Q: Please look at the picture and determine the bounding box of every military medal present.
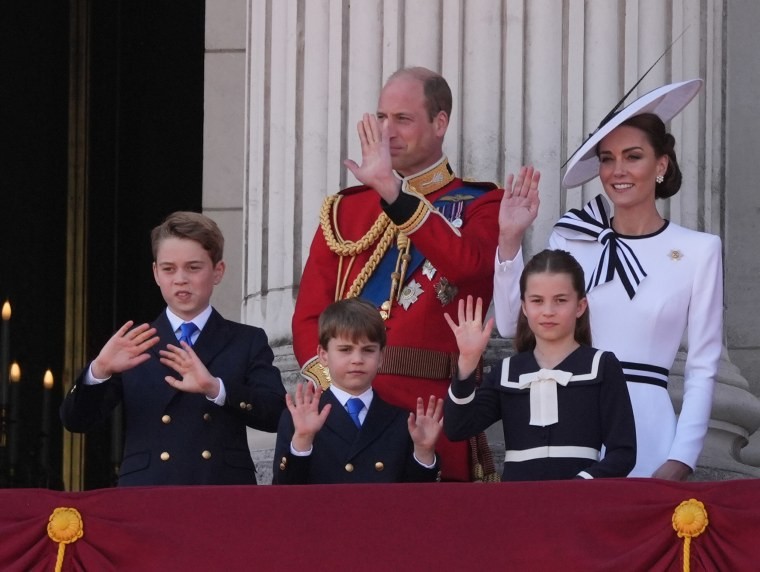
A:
[451,201,464,228]
[434,277,458,306]
[422,260,437,280]
[399,280,424,310]
[437,196,467,228]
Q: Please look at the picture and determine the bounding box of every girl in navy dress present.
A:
[444,249,636,480]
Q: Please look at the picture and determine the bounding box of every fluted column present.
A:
[238,0,759,476]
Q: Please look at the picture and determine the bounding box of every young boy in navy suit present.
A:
[273,298,443,484]
[61,211,286,486]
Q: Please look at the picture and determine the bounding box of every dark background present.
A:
[0,0,204,489]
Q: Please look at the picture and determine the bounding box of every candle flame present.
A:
[43,370,54,389]
[10,362,20,383]
[1,301,10,320]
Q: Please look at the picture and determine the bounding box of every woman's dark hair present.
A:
[514,249,591,352]
[619,112,682,199]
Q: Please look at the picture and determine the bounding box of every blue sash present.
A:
[359,186,488,306]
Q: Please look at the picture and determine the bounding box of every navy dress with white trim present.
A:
[444,345,636,481]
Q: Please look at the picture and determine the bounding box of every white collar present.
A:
[328,385,374,410]
[165,305,213,333]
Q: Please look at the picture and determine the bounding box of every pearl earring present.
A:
[656,174,664,184]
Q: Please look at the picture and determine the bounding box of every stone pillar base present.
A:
[670,347,760,478]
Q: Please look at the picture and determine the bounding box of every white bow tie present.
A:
[517,368,574,427]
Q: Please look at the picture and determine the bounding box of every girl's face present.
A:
[521,272,587,346]
[597,125,668,212]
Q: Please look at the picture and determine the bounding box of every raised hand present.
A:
[498,165,541,261]
[343,113,402,203]
[288,382,332,452]
[91,321,160,379]
[408,395,444,465]
[444,295,494,379]
[159,342,221,398]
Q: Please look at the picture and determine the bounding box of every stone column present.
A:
[216,0,760,480]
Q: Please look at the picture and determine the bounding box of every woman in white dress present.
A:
[493,80,723,480]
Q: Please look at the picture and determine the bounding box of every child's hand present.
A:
[159,342,221,398]
[444,295,494,379]
[91,321,159,378]
[289,382,332,452]
[408,395,444,465]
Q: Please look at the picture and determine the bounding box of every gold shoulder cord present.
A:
[319,194,398,300]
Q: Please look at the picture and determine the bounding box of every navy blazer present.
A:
[61,309,286,486]
[272,389,440,484]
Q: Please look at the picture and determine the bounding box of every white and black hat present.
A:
[562,78,703,189]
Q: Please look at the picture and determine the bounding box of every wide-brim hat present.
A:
[562,78,703,189]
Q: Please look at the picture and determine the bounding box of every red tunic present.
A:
[292,158,503,481]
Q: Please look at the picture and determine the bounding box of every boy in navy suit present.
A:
[61,211,286,486]
[273,298,443,484]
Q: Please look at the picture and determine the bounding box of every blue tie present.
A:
[179,322,199,347]
[346,398,364,428]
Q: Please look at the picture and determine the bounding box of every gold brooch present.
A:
[668,250,684,261]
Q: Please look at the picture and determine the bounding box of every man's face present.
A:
[376,76,448,176]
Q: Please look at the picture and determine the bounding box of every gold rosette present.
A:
[672,499,708,572]
[48,507,84,572]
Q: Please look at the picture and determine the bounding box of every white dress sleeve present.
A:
[668,233,723,468]
[492,246,525,338]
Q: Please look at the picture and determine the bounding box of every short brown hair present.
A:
[387,67,452,121]
[151,211,225,264]
[318,298,387,349]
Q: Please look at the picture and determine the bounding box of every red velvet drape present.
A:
[1,479,758,571]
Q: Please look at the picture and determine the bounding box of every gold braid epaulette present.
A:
[320,194,391,256]
[320,194,399,299]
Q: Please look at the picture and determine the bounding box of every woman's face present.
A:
[597,125,668,212]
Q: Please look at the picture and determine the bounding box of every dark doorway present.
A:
[0,0,205,490]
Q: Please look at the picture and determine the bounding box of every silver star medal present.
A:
[422,260,437,280]
[399,280,424,310]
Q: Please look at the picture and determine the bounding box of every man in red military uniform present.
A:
[292,66,539,481]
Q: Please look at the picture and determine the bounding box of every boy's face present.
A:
[318,335,383,396]
[153,237,225,321]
